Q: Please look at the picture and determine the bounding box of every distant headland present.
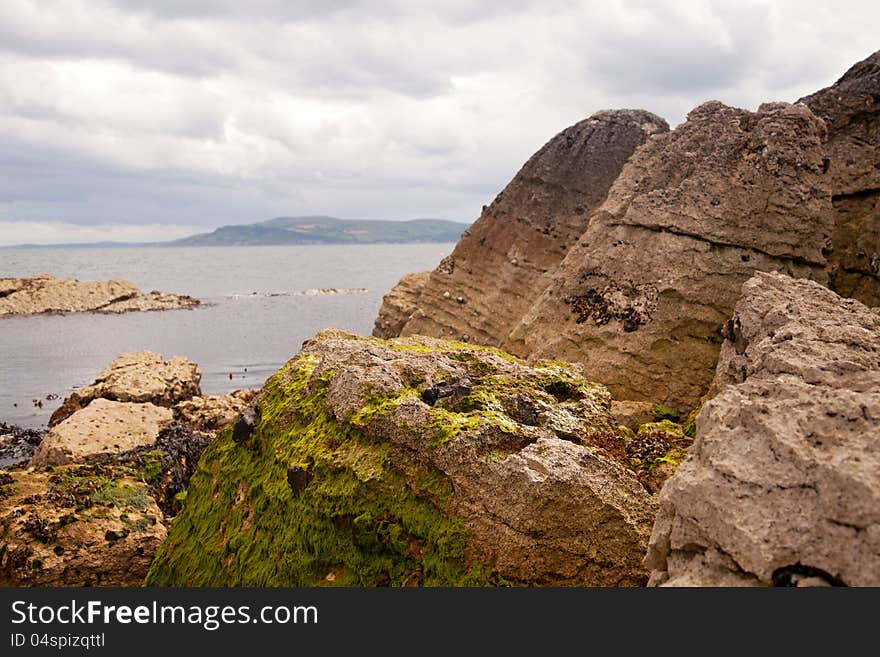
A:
[4,216,469,249]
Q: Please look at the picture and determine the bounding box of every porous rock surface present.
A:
[507,100,833,410]
[32,399,174,466]
[146,330,658,587]
[376,52,880,413]
[173,389,258,431]
[645,272,880,586]
[49,350,202,426]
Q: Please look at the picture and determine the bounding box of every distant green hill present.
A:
[170,216,469,246]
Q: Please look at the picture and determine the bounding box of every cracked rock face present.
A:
[507,101,832,410]
[801,49,880,306]
[0,274,199,318]
[373,109,669,345]
[645,272,880,586]
[146,329,657,587]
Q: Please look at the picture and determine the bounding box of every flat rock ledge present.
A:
[0,274,199,317]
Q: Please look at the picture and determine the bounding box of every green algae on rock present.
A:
[146,329,658,587]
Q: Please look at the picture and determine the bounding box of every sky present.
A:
[0,0,877,246]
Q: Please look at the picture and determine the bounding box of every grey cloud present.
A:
[0,0,878,242]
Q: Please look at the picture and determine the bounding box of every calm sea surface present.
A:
[0,244,453,428]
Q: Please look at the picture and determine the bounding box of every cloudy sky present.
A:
[0,0,877,245]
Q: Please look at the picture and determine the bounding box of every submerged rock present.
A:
[50,350,201,426]
[146,330,657,587]
[645,272,880,586]
[0,274,199,318]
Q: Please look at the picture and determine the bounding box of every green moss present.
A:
[649,448,688,471]
[349,388,419,427]
[388,339,519,364]
[145,353,494,587]
[682,404,702,439]
[637,419,683,436]
[651,404,680,422]
[46,471,150,513]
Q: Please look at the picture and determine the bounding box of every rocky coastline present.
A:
[0,274,200,317]
[0,351,256,585]
[2,50,878,587]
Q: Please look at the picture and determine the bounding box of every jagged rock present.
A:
[0,465,166,586]
[145,330,657,587]
[373,271,430,339]
[645,272,880,586]
[173,389,258,431]
[50,351,201,426]
[801,49,880,306]
[507,101,832,410]
[31,399,174,466]
[0,274,199,318]
[375,110,668,344]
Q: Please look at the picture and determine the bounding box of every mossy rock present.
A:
[145,330,658,587]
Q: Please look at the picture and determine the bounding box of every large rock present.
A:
[0,274,199,317]
[801,49,880,306]
[0,465,166,586]
[645,272,880,586]
[506,101,832,410]
[146,330,657,587]
[50,350,202,426]
[374,110,668,344]
[32,399,174,466]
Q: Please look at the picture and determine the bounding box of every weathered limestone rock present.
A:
[375,110,668,344]
[146,330,657,587]
[507,101,832,410]
[32,399,174,466]
[173,389,258,431]
[645,272,880,586]
[0,274,199,317]
[50,351,201,426]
